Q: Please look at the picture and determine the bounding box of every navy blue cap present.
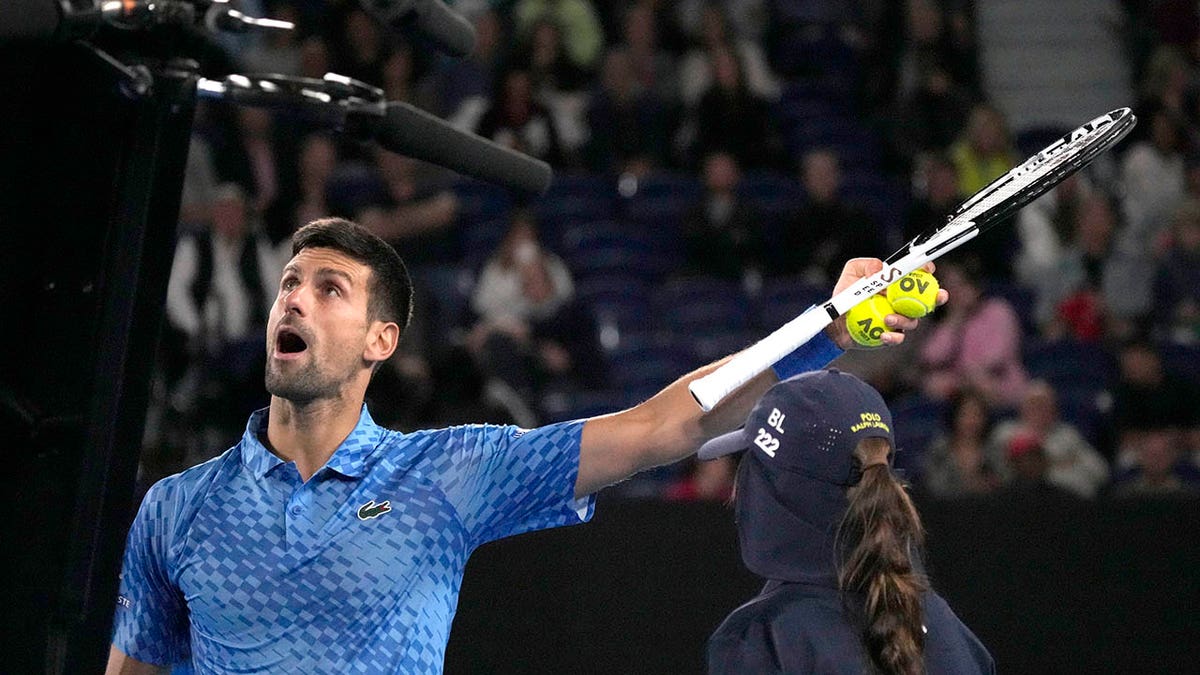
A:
[698,369,894,485]
[699,369,897,584]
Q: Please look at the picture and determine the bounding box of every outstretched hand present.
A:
[825,259,950,350]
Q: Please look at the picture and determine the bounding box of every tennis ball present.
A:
[846,295,896,347]
[886,269,940,319]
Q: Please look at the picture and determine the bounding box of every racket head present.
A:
[891,108,1137,264]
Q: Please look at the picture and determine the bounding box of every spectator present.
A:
[1112,340,1200,466]
[466,213,603,423]
[518,17,591,95]
[946,104,1019,280]
[988,381,1110,499]
[318,152,457,269]
[1109,426,1200,498]
[514,18,592,157]
[1014,173,1094,289]
[1134,45,1193,139]
[679,152,765,281]
[424,9,505,129]
[514,0,605,73]
[903,152,962,242]
[675,0,767,44]
[331,7,392,87]
[1119,103,1187,255]
[949,103,1017,197]
[1153,197,1200,343]
[688,45,782,169]
[892,61,975,164]
[678,3,778,108]
[611,2,680,106]
[921,389,1005,498]
[766,149,879,284]
[164,184,287,447]
[584,48,673,175]
[476,68,565,166]
[893,0,979,99]
[1004,432,1050,488]
[1029,193,1128,341]
[919,257,1028,408]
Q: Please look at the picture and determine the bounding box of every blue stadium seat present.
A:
[690,330,758,365]
[740,169,805,223]
[1015,126,1068,160]
[1054,385,1113,448]
[753,276,828,332]
[540,389,638,423]
[458,217,510,271]
[652,278,750,336]
[840,171,908,238]
[888,394,949,482]
[452,178,513,223]
[1157,342,1200,385]
[1024,338,1116,389]
[621,172,702,201]
[574,275,652,336]
[606,332,696,398]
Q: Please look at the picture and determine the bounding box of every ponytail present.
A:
[838,449,928,675]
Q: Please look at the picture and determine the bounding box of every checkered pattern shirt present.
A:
[112,406,592,674]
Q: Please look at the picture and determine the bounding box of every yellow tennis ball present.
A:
[886,269,940,319]
[846,295,896,347]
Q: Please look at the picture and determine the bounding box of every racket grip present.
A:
[688,309,832,411]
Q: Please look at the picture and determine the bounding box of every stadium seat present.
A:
[606,332,697,398]
[752,276,828,332]
[1157,342,1200,386]
[888,394,949,482]
[652,277,750,336]
[452,178,513,223]
[574,275,652,339]
[1024,338,1117,389]
[1054,385,1113,448]
[458,217,510,271]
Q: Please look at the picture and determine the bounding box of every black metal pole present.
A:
[50,58,199,675]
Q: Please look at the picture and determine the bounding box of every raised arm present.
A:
[575,259,946,498]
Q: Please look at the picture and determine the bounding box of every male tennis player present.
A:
[107,218,942,674]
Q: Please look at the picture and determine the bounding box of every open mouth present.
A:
[276,327,309,355]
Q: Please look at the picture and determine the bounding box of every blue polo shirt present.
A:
[112,406,593,673]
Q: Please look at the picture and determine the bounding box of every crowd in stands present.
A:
[141,0,1200,503]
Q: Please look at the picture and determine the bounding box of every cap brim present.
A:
[697,428,747,461]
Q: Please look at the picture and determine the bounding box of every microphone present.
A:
[361,0,476,58]
[204,4,294,34]
[351,101,553,194]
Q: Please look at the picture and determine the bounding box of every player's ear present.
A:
[364,320,400,365]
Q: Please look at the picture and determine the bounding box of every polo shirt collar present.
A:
[240,405,385,480]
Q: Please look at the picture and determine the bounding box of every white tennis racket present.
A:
[689,107,1137,411]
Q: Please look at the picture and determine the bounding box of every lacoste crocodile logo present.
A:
[357,499,392,521]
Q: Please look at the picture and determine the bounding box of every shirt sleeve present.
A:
[432,420,594,548]
[111,481,190,667]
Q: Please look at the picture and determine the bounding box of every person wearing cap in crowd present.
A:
[701,369,994,675]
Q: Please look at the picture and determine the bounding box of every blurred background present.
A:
[4,0,1200,673]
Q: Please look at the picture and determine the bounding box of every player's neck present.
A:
[265,393,365,481]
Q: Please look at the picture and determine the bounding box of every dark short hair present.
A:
[291,218,412,329]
